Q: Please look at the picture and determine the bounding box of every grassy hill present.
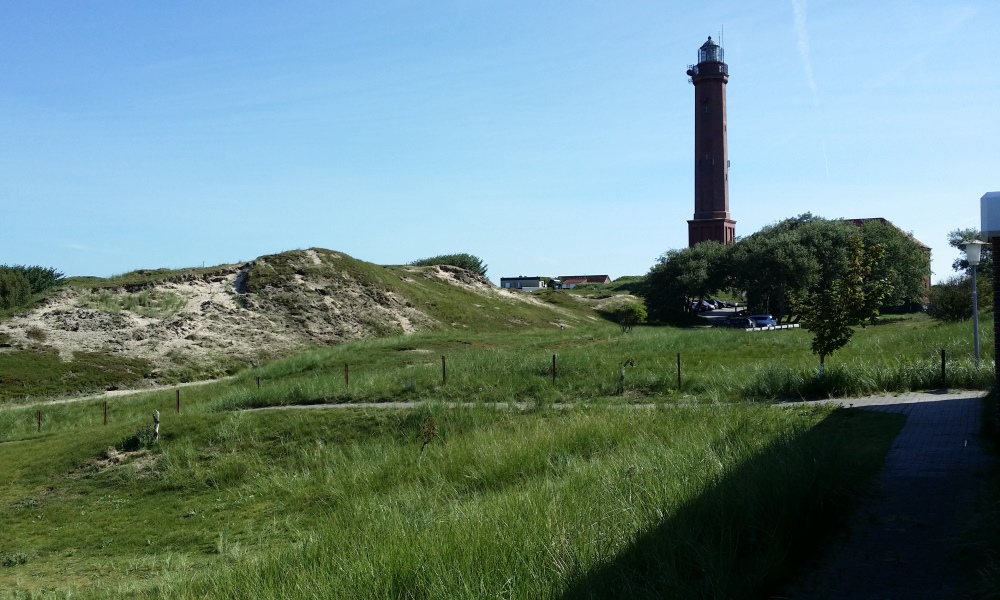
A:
[0,249,617,401]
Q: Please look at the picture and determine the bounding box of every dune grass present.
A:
[0,399,903,599]
[208,314,994,411]
[0,312,987,597]
[78,289,188,318]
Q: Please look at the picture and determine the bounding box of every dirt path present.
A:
[779,390,990,599]
[0,378,229,411]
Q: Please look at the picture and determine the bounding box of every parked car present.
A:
[691,300,715,312]
[713,317,754,329]
[746,314,776,328]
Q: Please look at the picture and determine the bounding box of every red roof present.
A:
[561,275,611,284]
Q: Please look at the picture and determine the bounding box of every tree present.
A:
[409,253,487,277]
[856,220,929,308]
[728,215,928,322]
[0,268,31,310]
[927,275,981,322]
[728,222,825,322]
[948,228,992,274]
[20,265,64,295]
[640,241,728,322]
[612,302,647,333]
[794,236,890,376]
[641,214,927,327]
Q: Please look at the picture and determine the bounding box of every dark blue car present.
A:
[746,314,776,328]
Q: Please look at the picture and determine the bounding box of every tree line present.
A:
[640,214,929,324]
[640,215,930,373]
[0,265,64,311]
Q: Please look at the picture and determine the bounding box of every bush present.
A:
[0,269,30,310]
[118,424,158,452]
[610,302,647,333]
[928,275,985,322]
[0,551,27,567]
[409,253,487,277]
[20,265,64,295]
[0,265,64,311]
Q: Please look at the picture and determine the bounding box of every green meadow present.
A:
[0,313,991,598]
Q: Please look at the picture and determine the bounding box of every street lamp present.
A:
[964,239,987,367]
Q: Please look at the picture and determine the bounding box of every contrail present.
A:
[791,0,829,178]
[791,0,818,104]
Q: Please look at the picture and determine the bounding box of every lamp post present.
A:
[964,240,986,367]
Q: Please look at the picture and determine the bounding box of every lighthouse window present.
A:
[703,106,709,113]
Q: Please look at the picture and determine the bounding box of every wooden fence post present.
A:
[940,348,946,388]
[677,353,682,390]
[256,376,260,389]
[441,356,447,385]
[37,410,40,432]
[176,389,180,413]
[103,400,107,426]
[345,363,349,389]
[552,355,556,383]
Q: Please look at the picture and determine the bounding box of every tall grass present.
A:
[209,316,994,411]
[91,404,899,599]
[0,318,926,597]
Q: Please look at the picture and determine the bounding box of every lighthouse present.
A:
[686,36,735,247]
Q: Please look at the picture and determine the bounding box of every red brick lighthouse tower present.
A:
[686,36,735,247]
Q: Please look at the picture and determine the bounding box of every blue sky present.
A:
[1,1,997,284]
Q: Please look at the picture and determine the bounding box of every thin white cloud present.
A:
[791,0,818,106]
[791,0,829,179]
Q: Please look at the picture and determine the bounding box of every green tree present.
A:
[20,265,65,294]
[794,236,890,376]
[728,215,859,321]
[409,253,487,277]
[729,215,928,321]
[945,228,992,310]
[927,275,982,322]
[948,228,992,273]
[857,220,929,308]
[640,241,728,322]
[612,302,647,333]
[0,268,31,310]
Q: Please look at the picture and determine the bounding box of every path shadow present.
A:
[557,407,906,600]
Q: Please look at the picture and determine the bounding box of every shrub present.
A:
[20,265,64,294]
[928,275,980,322]
[0,265,64,311]
[610,302,647,333]
[0,551,27,567]
[409,253,487,277]
[0,268,30,310]
[118,424,158,452]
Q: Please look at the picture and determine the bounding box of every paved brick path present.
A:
[780,390,991,599]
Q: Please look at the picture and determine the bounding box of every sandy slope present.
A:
[0,251,566,379]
